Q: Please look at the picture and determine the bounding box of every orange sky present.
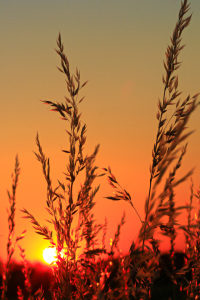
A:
[1,0,200,263]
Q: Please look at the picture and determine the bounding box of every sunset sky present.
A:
[1,0,200,263]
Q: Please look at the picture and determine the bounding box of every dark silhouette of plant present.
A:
[1,1,200,299]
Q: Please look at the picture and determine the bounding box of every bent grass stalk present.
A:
[105,0,200,298]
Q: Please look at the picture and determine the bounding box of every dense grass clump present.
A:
[1,0,200,299]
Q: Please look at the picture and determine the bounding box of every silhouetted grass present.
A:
[1,0,200,299]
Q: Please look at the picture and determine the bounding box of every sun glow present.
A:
[43,247,57,264]
[43,242,80,264]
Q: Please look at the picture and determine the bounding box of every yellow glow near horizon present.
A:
[43,247,57,265]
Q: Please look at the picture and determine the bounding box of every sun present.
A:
[43,247,57,264]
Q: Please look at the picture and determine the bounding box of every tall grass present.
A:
[1,0,200,299]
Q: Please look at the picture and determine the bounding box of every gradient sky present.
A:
[1,0,200,263]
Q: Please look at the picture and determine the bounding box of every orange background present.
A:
[1,0,200,263]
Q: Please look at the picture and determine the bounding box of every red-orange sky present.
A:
[1,0,200,263]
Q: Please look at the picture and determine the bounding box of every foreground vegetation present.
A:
[1,0,200,299]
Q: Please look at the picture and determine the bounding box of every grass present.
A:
[1,0,200,299]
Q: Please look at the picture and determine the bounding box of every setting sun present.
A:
[43,247,57,265]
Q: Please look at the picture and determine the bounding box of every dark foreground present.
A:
[0,253,190,300]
